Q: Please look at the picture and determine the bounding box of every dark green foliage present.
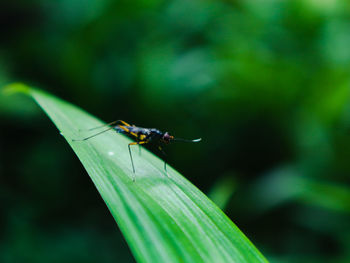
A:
[1,0,350,262]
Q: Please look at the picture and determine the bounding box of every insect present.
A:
[73,120,201,181]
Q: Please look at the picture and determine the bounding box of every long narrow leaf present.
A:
[6,84,268,263]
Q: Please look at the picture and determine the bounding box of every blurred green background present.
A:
[1,0,350,262]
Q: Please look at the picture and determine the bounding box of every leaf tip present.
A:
[2,83,31,95]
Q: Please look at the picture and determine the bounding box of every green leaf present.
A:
[5,83,268,263]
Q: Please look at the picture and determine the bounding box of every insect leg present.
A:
[118,125,138,138]
[72,127,115,141]
[136,137,142,156]
[128,141,148,181]
[73,120,133,141]
[158,146,169,176]
[82,120,132,131]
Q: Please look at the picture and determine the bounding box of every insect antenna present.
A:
[173,138,202,143]
[72,127,115,141]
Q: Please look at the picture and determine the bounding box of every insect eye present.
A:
[162,132,174,142]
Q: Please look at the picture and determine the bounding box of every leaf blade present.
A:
[13,85,268,263]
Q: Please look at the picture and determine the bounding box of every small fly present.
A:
[73,120,201,181]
